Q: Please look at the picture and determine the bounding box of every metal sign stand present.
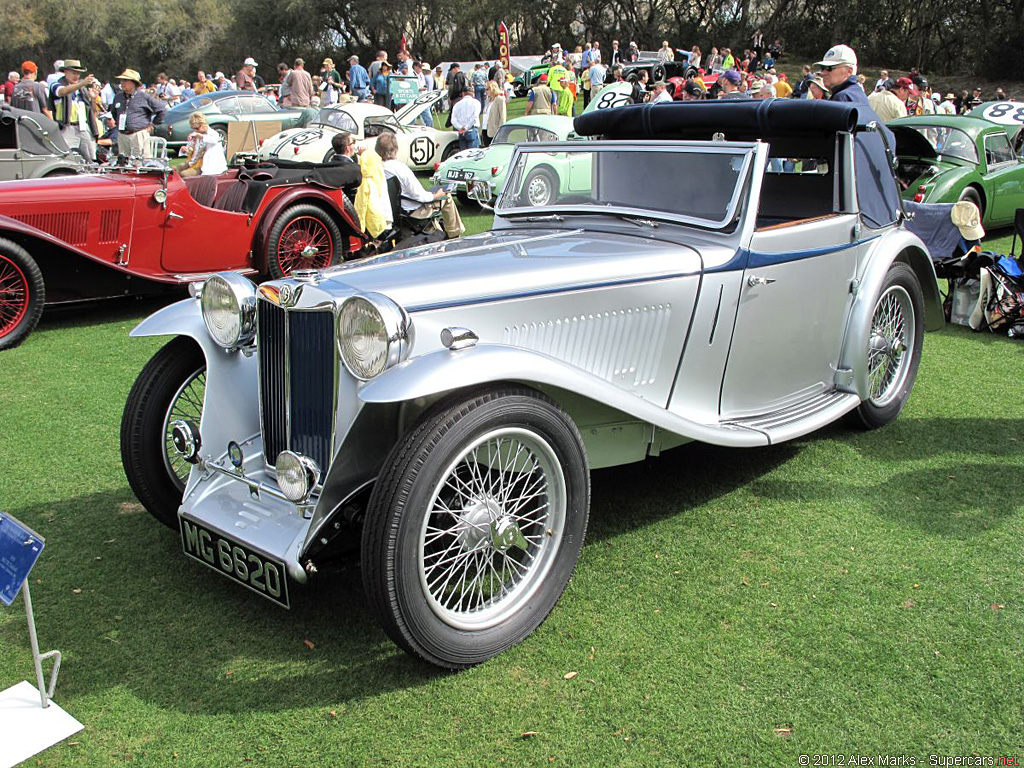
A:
[21,579,61,709]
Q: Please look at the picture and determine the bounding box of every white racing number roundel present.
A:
[592,84,632,111]
[409,136,435,166]
[981,102,1024,125]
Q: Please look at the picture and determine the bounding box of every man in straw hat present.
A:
[50,58,99,159]
[110,68,166,159]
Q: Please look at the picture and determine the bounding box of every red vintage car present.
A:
[0,160,364,350]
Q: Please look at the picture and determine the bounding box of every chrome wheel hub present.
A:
[527,176,549,206]
[301,245,318,260]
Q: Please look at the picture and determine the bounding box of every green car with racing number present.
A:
[890,114,1024,229]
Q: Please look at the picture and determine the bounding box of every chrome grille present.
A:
[257,299,336,472]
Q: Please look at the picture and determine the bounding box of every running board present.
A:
[721,390,861,445]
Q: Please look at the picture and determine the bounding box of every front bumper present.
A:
[180,436,314,585]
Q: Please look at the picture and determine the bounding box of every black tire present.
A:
[264,203,343,279]
[651,64,667,83]
[440,142,458,162]
[322,148,337,164]
[958,186,983,218]
[120,337,206,528]
[514,84,527,98]
[626,71,639,84]
[0,237,45,352]
[850,263,925,429]
[361,386,590,668]
[521,167,557,207]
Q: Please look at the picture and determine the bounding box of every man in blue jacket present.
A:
[348,55,370,101]
[815,44,901,229]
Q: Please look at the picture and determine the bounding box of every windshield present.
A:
[493,124,560,145]
[314,109,358,133]
[496,142,753,229]
[903,125,978,163]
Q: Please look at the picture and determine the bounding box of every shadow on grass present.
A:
[4,416,1017,712]
[38,294,178,333]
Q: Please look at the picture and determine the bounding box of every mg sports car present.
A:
[431,115,577,203]
[891,114,1024,228]
[256,92,458,171]
[0,159,363,351]
[0,105,88,180]
[121,99,942,669]
[153,91,316,148]
[967,100,1024,155]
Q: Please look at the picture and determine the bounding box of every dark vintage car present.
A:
[0,159,363,351]
[606,57,696,85]
[153,91,315,148]
[0,105,88,180]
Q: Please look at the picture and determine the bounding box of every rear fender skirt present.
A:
[837,228,942,400]
[252,189,361,273]
[359,344,769,448]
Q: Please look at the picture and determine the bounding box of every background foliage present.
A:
[1,0,1021,83]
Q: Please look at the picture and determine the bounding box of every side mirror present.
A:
[467,180,494,209]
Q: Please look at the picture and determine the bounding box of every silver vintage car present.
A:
[121,100,942,668]
[0,105,88,180]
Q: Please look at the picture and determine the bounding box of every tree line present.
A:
[2,0,1020,83]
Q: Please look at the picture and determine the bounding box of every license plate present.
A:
[180,518,290,609]
[447,169,472,181]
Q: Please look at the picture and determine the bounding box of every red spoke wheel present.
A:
[265,204,343,279]
[0,238,45,352]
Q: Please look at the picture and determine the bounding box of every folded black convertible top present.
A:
[573,99,861,141]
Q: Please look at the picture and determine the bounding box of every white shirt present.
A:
[200,131,227,175]
[652,89,673,103]
[451,95,480,131]
[383,159,434,211]
[939,99,956,115]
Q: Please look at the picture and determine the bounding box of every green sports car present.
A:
[890,114,1024,229]
[153,91,315,148]
[431,115,581,205]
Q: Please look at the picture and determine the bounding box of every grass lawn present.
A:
[1,115,1022,765]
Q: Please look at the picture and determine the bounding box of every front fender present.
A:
[838,227,942,400]
[131,297,260,491]
[359,344,768,448]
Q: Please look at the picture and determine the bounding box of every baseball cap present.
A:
[814,44,857,71]
[945,92,955,99]
[683,82,704,98]
[538,74,548,82]
[722,70,742,85]
[21,60,37,73]
[244,57,258,67]
[951,200,984,240]
[895,76,919,95]
[931,92,941,102]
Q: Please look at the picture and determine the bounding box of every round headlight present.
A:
[201,273,257,349]
[275,451,320,503]
[337,293,410,380]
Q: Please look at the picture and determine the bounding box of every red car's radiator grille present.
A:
[99,210,121,244]
[14,212,89,246]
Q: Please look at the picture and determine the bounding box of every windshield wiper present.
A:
[502,213,565,222]
[615,214,659,229]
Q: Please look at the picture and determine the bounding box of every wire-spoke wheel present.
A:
[851,263,924,429]
[265,204,343,279]
[161,368,207,491]
[0,238,44,352]
[362,386,590,668]
[121,337,206,527]
[419,427,567,630]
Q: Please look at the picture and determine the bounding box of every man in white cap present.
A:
[815,44,861,103]
[236,57,258,91]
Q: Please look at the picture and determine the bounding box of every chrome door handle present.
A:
[747,276,777,287]
[167,211,184,220]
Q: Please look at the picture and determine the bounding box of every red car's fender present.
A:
[251,186,363,274]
